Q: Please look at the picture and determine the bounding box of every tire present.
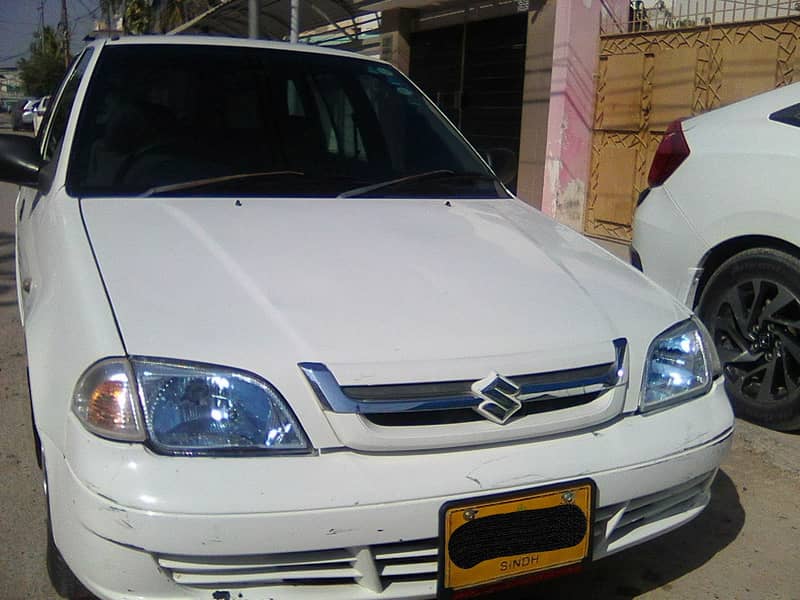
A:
[697,248,800,431]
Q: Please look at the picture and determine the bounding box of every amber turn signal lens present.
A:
[73,359,145,442]
[88,380,137,430]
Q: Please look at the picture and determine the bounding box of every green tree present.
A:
[125,0,154,34]
[155,0,188,33]
[17,26,66,97]
[100,0,124,29]
[153,0,222,34]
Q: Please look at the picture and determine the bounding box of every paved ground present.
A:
[0,111,798,599]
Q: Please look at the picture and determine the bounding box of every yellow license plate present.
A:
[438,480,594,597]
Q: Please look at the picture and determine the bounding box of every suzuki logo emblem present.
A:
[471,372,522,424]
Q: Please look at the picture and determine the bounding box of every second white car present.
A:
[634,82,800,430]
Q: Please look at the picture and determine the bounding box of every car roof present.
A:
[685,80,800,129]
[87,34,385,64]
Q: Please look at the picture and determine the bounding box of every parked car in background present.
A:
[633,83,800,431]
[11,98,33,130]
[0,36,733,600]
[33,95,51,136]
[21,98,40,129]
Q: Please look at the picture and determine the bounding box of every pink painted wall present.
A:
[540,0,628,231]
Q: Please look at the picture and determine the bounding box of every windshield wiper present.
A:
[337,170,497,198]
[140,171,306,197]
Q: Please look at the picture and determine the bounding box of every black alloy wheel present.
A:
[698,248,800,431]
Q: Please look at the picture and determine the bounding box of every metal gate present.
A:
[586,15,800,242]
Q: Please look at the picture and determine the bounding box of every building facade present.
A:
[371,0,629,231]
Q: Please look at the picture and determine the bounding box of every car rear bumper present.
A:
[632,185,706,306]
[45,382,733,600]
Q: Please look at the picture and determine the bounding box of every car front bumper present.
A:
[45,381,733,600]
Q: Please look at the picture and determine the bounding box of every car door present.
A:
[16,49,93,325]
[15,160,39,325]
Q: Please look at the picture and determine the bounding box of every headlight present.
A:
[132,359,309,455]
[640,318,720,412]
[73,358,309,455]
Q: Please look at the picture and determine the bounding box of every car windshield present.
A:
[68,44,505,199]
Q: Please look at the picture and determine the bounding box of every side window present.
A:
[42,48,93,162]
[770,103,800,127]
[286,80,305,117]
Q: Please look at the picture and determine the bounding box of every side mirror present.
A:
[484,147,517,187]
[0,134,42,187]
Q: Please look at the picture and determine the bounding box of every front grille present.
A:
[299,340,628,451]
[343,362,614,401]
[300,339,625,422]
[348,362,613,427]
[363,392,602,426]
[157,539,438,591]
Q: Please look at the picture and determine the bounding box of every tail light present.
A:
[648,119,690,187]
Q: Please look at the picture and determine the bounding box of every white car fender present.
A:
[23,186,126,454]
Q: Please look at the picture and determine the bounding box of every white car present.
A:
[0,36,732,600]
[33,95,51,136]
[633,83,800,431]
[21,97,40,126]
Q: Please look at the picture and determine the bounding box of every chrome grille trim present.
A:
[299,339,627,415]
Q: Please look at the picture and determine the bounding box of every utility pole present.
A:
[59,0,71,67]
[290,0,299,43]
[249,0,258,38]
[38,0,46,51]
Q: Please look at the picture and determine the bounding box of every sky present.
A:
[0,0,99,67]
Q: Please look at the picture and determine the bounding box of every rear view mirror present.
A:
[0,134,42,187]
[484,147,517,187]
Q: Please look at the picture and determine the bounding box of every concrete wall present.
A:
[516,1,556,211]
[539,0,628,230]
[380,8,413,74]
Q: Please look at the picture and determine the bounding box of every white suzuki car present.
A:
[633,83,800,431]
[0,37,732,600]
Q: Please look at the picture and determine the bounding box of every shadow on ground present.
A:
[488,469,744,599]
[0,231,15,307]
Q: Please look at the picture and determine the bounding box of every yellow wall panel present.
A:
[593,146,637,226]
[719,35,777,106]
[600,54,645,130]
[651,47,697,129]
[589,17,799,241]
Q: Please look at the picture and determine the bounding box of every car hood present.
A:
[81,196,686,389]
